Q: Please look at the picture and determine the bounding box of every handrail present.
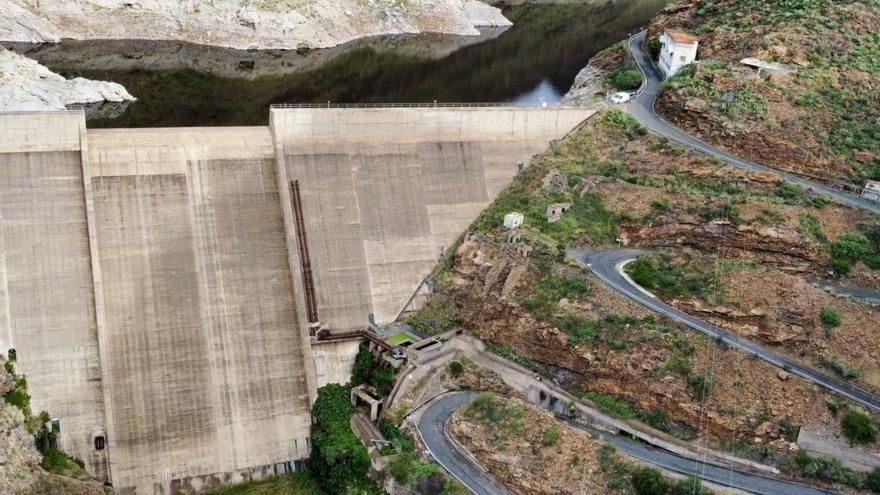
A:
[269,102,579,109]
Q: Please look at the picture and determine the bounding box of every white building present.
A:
[658,30,699,78]
[503,212,524,229]
[863,180,880,203]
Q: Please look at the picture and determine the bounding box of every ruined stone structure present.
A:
[0,105,597,493]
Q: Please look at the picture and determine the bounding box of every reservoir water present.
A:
[7,0,668,127]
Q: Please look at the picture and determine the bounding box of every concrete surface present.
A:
[312,339,362,387]
[0,111,108,480]
[0,106,596,493]
[271,107,599,328]
[87,126,315,493]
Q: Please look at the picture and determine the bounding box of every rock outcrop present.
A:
[0,0,512,51]
[0,47,135,112]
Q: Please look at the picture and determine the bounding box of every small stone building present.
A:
[658,30,699,78]
[863,180,880,203]
[504,212,524,229]
[546,203,571,223]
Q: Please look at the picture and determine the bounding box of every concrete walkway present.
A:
[625,31,880,216]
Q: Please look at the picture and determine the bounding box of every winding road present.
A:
[626,31,880,216]
[569,248,880,414]
[418,392,838,495]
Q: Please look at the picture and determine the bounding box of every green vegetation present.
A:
[541,426,560,446]
[573,389,638,419]
[832,233,871,262]
[350,347,397,396]
[793,451,866,490]
[486,343,547,376]
[464,394,527,441]
[606,66,643,91]
[401,295,459,336]
[818,353,861,380]
[820,307,841,328]
[688,374,713,402]
[842,408,878,446]
[554,313,642,349]
[520,272,589,319]
[626,254,715,298]
[661,0,880,181]
[448,360,464,377]
[598,445,713,495]
[798,214,828,244]
[308,384,374,494]
[201,473,320,495]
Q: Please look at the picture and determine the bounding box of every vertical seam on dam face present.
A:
[1,106,598,494]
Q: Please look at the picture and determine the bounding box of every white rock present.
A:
[0,0,513,50]
[0,47,135,112]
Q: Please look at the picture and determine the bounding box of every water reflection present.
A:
[8,0,668,127]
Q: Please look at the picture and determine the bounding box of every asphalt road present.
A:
[626,31,880,216]
[811,280,880,305]
[417,392,510,495]
[419,391,838,495]
[569,248,880,414]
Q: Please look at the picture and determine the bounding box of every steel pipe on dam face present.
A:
[0,105,597,494]
[270,106,599,330]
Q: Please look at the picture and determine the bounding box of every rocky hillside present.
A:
[412,106,880,492]
[0,357,107,495]
[0,47,134,112]
[0,0,511,50]
[648,0,880,187]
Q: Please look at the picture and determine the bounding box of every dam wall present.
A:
[86,127,315,494]
[0,105,596,493]
[271,106,599,329]
[0,111,109,479]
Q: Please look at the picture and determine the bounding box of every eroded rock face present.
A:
[0,0,512,50]
[0,47,135,111]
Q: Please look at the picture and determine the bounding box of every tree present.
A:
[671,475,710,495]
[866,467,880,493]
[448,361,464,377]
[841,409,877,446]
[832,234,870,261]
[631,467,670,495]
[309,384,373,494]
[351,347,373,387]
[820,307,842,327]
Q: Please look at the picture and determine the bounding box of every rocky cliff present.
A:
[0,0,511,50]
[0,360,107,495]
[0,47,134,112]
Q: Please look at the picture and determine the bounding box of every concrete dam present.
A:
[0,105,597,494]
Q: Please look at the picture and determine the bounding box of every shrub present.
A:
[819,354,860,379]
[867,467,880,493]
[671,475,711,495]
[820,307,841,327]
[309,384,373,494]
[607,67,643,91]
[842,409,877,446]
[647,38,662,58]
[402,296,459,336]
[541,426,560,446]
[776,183,802,200]
[832,234,871,261]
[779,416,800,442]
[448,361,464,377]
[631,467,670,495]
[832,257,852,275]
[798,214,828,244]
[520,272,589,319]
[689,374,712,402]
